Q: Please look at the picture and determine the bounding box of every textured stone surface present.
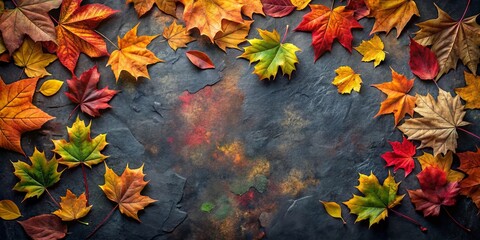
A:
[1,0,480,239]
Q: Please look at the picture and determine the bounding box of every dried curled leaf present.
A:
[0,200,21,220]
[332,66,362,94]
[39,80,63,97]
[398,88,469,156]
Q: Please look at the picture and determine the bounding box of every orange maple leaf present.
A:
[0,77,54,154]
[56,0,118,73]
[99,163,157,221]
[127,0,177,17]
[107,24,162,81]
[372,69,416,126]
[365,0,419,37]
[457,148,480,209]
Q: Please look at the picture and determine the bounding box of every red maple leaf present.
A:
[408,167,459,217]
[295,4,362,61]
[381,137,416,177]
[65,66,118,117]
[346,0,370,20]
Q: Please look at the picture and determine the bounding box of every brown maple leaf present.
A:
[365,0,419,37]
[0,0,62,53]
[0,77,54,154]
[127,0,177,17]
[414,4,480,80]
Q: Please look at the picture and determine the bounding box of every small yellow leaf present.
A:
[291,0,311,10]
[39,80,64,97]
[320,201,345,224]
[332,66,362,94]
[0,200,22,220]
[354,35,385,67]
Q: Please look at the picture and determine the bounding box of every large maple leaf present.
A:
[52,116,108,168]
[398,88,469,156]
[455,71,480,109]
[344,172,404,227]
[0,77,54,154]
[295,4,362,61]
[372,69,416,126]
[0,0,62,53]
[56,0,118,73]
[107,24,162,81]
[381,137,416,177]
[457,148,480,209]
[65,66,118,117]
[414,4,480,80]
[408,167,459,217]
[12,148,63,200]
[365,0,419,37]
[239,28,301,80]
[100,163,157,221]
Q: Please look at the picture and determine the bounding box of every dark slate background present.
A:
[1,0,480,239]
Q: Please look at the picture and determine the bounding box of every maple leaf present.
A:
[52,116,108,168]
[18,214,67,240]
[163,21,196,51]
[56,0,118,73]
[332,66,362,94]
[53,189,92,221]
[354,35,385,67]
[344,172,404,227]
[0,77,54,154]
[414,4,480,79]
[13,38,57,78]
[408,38,439,80]
[12,148,63,201]
[457,148,480,209]
[0,0,62,53]
[291,0,311,10]
[126,0,175,17]
[239,28,301,80]
[182,0,262,42]
[0,200,21,220]
[346,0,369,20]
[261,0,296,18]
[398,88,469,156]
[214,20,253,51]
[99,163,157,221]
[408,167,459,217]
[295,4,362,61]
[381,137,416,177]
[365,0,419,38]
[107,24,162,81]
[372,69,416,126]
[455,71,480,109]
[417,151,464,182]
[65,66,118,117]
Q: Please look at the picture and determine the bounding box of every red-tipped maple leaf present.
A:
[381,137,416,177]
[295,4,362,61]
[56,0,118,73]
[409,38,439,80]
[65,66,118,117]
[408,167,460,217]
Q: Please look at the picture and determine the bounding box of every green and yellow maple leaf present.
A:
[12,148,63,201]
[52,116,108,168]
[239,29,301,80]
[344,172,404,227]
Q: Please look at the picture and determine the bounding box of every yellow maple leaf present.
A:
[365,0,419,37]
[354,35,385,67]
[13,38,57,78]
[332,66,362,94]
[163,21,195,51]
[53,189,92,221]
[107,24,163,81]
[455,71,480,109]
[214,20,252,51]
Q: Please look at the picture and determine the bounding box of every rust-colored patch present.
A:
[279,169,319,196]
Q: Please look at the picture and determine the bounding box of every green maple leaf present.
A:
[343,172,404,227]
[52,116,108,168]
[239,28,301,80]
[12,148,63,200]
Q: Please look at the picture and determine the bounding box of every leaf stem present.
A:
[94,30,119,49]
[16,68,24,81]
[49,14,59,25]
[389,208,427,232]
[443,207,470,232]
[68,105,80,120]
[77,220,89,225]
[86,204,119,239]
[460,0,471,21]
[281,25,289,44]
[330,0,335,9]
[12,0,18,7]
[45,189,60,208]
[81,164,90,206]
[458,127,480,141]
